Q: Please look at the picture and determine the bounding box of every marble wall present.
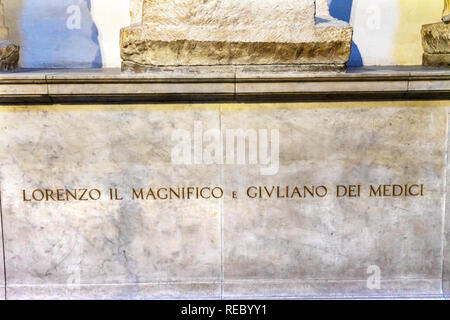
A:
[0,101,448,299]
[0,105,222,299]
[0,216,4,300]
[221,104,447,298]
[444,119,450,298]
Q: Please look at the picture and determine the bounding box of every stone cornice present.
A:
[0,67,449,103]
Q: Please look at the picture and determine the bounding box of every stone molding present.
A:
[0,67,449,103]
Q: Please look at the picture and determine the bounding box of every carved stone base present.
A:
[421,22,450,68]
[120,0,353,72]
[0,40,19,71]
[120,21,352,72]
[423,53,450,67]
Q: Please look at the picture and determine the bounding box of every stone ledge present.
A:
[223,278,445,300]
[2,280,447,300]
[0,67,449,103]
[5,283,221,300]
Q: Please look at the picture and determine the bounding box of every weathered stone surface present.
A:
[0,1,19,71]
[316,0,330,16]
[141,0,315,29]
[423,53,450,67]
[421,21,450,67]
[0,40,19,70]
[129,0,144,24]
[120,0,353,70]
[422,22,450,54]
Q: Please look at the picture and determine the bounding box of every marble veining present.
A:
[0,103,448,299]
[0,106,221,299]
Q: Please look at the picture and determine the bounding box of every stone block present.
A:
[423,53,450,68]
[421,22,450,67]
[0,40,19,71]
[120,0,353,71]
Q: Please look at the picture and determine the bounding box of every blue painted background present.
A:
[329,0,362,67]
[19,0,101,68]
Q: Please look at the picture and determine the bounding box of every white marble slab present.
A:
[221,104,447,298]
[0,102,448,299]
[0,105,222,299]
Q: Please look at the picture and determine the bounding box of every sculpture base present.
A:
[120,17,352,72]
[423,53,450,68]
[0,40,20,71]
[121,61,346,74]
[421,22,450,68]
